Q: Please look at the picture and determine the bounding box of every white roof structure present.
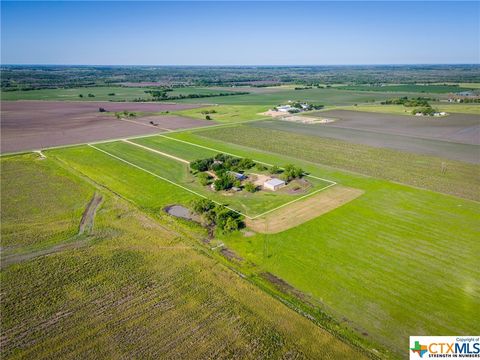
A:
[264,178,285,187]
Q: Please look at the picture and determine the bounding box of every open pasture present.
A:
[173,86,450,106]
[0,154,94,255]
[173,104,270,123]
[162,130,480,357]
[1,155,365,359]
[0,101,207,153]
[0,86,239,102]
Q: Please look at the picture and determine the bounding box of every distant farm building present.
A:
[276,105,294,112]
[263,178,286,191]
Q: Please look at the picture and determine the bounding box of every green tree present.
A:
[244,182,257,193]
[270,165,280,174]
[197,172,212,186]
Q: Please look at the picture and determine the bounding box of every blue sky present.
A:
[1,1,479,65]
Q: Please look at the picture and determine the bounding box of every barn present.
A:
[263,178,286,191]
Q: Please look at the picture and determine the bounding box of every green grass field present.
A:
[0,86,238,102]
[161,130,480,357]
[171,87,450,106]
[0,154,94,255]
[1,155,364,359]
[173,104,270,123]
[336,84,476,93]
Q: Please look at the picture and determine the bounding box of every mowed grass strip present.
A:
[162,130,480,357]
[1,160,366,359]
[195,125,480,201]
[0,154,94,253]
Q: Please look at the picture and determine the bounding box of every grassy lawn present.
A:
[336,84,476,93]
[86,140,331,217]
[0,154,94,254]
[1,157,364,359]
[335,103,480,115]
[192,125,480,201]
[163,130,480,357]
[173,104,270,123]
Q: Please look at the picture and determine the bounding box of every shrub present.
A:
[256,163,267,171]
[191,199,215,214]
[269,165,280,174]
[197,172,212,186]
[244,182,257,193]
[282,164,304,181]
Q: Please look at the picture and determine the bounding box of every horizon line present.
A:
[2,63,479,67]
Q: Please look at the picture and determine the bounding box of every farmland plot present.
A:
[0,155,365,359]
[161,131,480,357]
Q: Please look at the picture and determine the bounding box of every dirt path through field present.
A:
[246,185,363,233]
[78,192,103,235]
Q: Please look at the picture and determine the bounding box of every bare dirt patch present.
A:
[261,272,307,301]
[220,247,243,262]
[0,101,206,153]
[246,185,364,234]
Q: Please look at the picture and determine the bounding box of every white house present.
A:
[263,178,286,191]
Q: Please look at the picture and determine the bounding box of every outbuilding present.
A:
[263,178,286,191]
[229,171,247,180]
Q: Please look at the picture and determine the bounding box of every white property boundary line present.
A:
[155,134,337,185]
[91,138,338,219]
[87,144,248,219]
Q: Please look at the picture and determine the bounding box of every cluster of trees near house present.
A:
[191,199,243,232]
[190,154,256,191]
[381,96,436,107]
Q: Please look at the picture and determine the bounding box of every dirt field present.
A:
[0,101,208,153]
[307,110,480,145]
[246,185,364,233]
